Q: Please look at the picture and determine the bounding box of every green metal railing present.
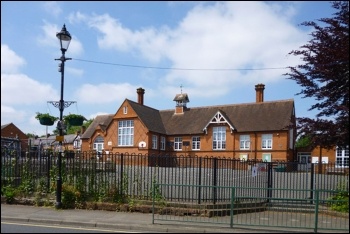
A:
[152,184,349,233]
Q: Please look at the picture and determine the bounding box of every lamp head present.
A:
[56,24,71,52]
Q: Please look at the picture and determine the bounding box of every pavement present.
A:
[1,203,348,233]
[0,203,287,233]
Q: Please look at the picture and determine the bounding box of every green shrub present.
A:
[62,184,78,209]
[327,181,349,213]
[3,186,17,204]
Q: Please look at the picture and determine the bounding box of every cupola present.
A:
[173,86,189,114]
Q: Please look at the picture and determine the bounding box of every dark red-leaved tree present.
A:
[285,1,349,150]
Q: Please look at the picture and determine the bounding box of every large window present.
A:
[336,146,349,168]
[160,136,166,150]
[240,135,250,150]
[192,136,200,150]
[174,137,182,151]
[118,120,134,146]
[213,126,226,150]
[262,134,272,149]
[152,135,158,149]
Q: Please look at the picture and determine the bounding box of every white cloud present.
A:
[37,21,83,56]
[69,2,307,100]
[1,104,27,128]
[68,11,88,24]
[75,83,140,104]
[68,35,84,56]
[1,44,26,74]
[1,73,59,105]
[37,21,60,48]
[66,67,84,77]
[160,1,306,94]
[88,112,111,120]
[88,13,134,52]
[43,1,62,18]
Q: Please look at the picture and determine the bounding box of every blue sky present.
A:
[1,1,336,137]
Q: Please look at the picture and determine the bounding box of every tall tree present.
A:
[285,1,349,149]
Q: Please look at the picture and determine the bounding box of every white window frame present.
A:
[240,153,248,161]
[261,134,272,149]
[93,136,104,152]
[240,135,250,150]
[118,120,134,146]
[152,135,158,150]
[262,153,272,162]
[335,146,349,168]
[192,136,200,150]
[160,136,166,150]
[73,136,81,149]
[174,137,182,151]
[123,106,127,114]
[213,126,226,150]
[73,139,81,149]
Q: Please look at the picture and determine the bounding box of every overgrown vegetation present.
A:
[150,174,165,203]
[327,180,349,213]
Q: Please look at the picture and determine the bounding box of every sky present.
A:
[1,1,337,137]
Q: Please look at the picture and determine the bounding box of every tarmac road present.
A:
[1,203,307,233]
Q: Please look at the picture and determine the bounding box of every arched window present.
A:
[93,136,104,153]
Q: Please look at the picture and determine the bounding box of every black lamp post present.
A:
[53,24,72,209]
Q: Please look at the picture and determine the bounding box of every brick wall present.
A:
[1,123,29,151]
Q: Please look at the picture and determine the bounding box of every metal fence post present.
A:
[198,157,202,204]
[267,162,273,203]
[213,157,218,204]
[47,153,51,193]
[230,186,235,228]
[314,189,319,233]
[310,163,315,204]
[120,153,124,198]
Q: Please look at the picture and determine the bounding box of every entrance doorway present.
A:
[297,152,311,171]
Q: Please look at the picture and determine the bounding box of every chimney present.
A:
[81,125,86,134]
[137,87,145,105]
[255,84,265,103]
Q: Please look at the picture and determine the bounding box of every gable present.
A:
[1,122,28,139]
[128,100,167,134]
[81,114,114,139]
[115,99,139,118]
[203,110,235,133]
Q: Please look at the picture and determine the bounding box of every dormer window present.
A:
[123,106,127,114]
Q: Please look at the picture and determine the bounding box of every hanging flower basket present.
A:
[35,112,59,126]
[64,114,86,126]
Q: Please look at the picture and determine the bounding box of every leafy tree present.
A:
[284,1,349,149]
[26,133,38,138]
[295,135,312,148]
[53,118,94,135]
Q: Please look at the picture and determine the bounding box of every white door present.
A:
[298,152,311,171]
